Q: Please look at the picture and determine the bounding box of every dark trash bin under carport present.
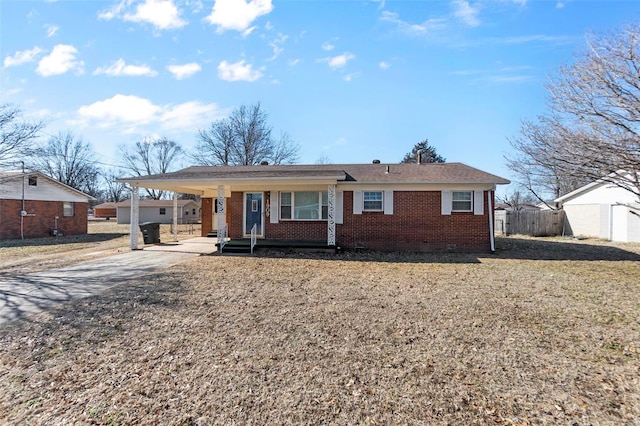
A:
[139,222,161,244]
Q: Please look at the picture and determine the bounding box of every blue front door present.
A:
[244,193,263,236]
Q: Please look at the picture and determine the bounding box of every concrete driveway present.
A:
[0,237,217,326]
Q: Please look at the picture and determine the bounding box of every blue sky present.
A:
[2,0,640,193]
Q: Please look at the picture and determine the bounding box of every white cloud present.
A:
[166,62,202,79]
[217,60,263,82]
[36,44,84,76]
[321,41,335,51]
[124,0,186,29]
[379,61,391,70]
[76,94,225,132]
[159,101,226,130]
[98,0,133,21]
[380,11,446,36]
[99,0,186,30]
[206,0,273,33]
[3,46,44,68]
[320,52,355,70]
[45,24,59,37]
[452,0,480,27]
[94,58,158,76]
[267,34,288,61]
[343,73,358,82]
[288,58,301,66]
[78,94,160,124]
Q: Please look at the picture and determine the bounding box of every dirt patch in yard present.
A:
[1,237,639,424]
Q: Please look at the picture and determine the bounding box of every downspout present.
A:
[21,162,25,240]
[488,190,495,253]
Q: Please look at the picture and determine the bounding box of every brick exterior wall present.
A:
[337,191,490,252]
[205,190,493,252]
[0,199,88,240]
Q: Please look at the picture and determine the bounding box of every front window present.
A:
[159,207,166,215]
[63,202,74,217]
[452,191,473,212]
[363,191,383,211]
[280,191,328,220]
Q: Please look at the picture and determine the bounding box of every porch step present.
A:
[206,231,217,238]
[216,239,338,255]
[216,242,253,255]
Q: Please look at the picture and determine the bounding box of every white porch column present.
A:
[217,185,226,245]
[172,192,178,242]
[327,184,336,246]
[129,185,140,250]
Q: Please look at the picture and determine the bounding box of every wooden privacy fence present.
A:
[494,210,565,237]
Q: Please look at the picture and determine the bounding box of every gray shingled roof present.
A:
[119,163,509,185]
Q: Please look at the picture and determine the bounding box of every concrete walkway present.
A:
[0,237,218,326]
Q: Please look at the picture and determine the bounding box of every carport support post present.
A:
[173,192,178,242]
[327,184,336,246]
[130,185,140,250]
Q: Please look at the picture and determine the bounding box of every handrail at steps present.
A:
[250,223,257,254]
[218,223,227,253]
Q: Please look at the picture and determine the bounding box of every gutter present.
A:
[488,190,495,253]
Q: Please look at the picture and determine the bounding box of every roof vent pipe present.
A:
[260,161,269,165]
[372,159,381,164]
[385,165,390,174]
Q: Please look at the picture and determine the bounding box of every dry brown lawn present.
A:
[0,220,201,277]
[1,231,639,425]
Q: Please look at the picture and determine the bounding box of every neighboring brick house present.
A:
[0,171,93,240]
[119,163,509,252]
[93,202,117,219]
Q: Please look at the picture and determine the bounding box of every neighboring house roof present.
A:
[555,171,639,204]
[93,202,117,209]
[0,171,95,201]
[117,163,510,192]
[116,199,199,208]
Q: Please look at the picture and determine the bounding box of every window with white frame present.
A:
[363,191,383,211]
[452,191,473,212]
[63,202,74,217]
[280,191,328,220]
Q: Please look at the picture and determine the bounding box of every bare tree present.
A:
[0,104,45,169]
[496,190,539,211]
[193,103,300,166]
[119,137,184,199]
[506,117,590,207]
[102,168,129,202]
[28,131,101,197]
[508,23,640,202]
[401,139,445,164]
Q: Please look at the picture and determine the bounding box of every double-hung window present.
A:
[363,191,383,211]
[452,191,473,212]
[280,191,328,220]
[63,202,74,217]
[159,207,166,215]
